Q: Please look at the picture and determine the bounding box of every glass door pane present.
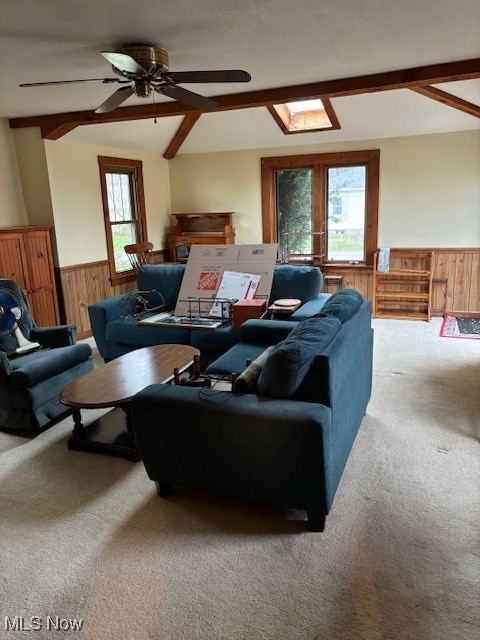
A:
[326,166,366,261]
[275,168,313,261]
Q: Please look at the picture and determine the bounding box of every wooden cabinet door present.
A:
[23,229,59,326]
[0,232,31,290]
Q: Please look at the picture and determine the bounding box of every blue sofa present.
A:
[89,263,329,366]
[131,290,373,531]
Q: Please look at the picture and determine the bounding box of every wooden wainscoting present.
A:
[58,248,479,338]
[433,249,480,314]
[322,248,480,317]
[57,250,166,339]
[57,261,134,339]
[321,266,373,300]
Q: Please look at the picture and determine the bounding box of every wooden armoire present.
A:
[0,226,60,326]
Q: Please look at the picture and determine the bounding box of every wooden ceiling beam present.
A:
[163,113,201,159]
[410,85,480,118]
[9,58,480,141]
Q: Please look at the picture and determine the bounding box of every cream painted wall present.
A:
[169,130,480,248]
[0,119,27,226]
[44,138,172,267]
[12,127,54,227]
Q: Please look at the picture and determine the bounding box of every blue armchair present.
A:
[0,279,94,431]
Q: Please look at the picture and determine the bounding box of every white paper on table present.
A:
[209,271,261,317]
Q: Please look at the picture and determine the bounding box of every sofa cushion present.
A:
[287,316,342,343]
[206,343,267,377]
[106,319,190,347]
[233,346,274,393]
[257,316,342,399]
[289,294,331,321]
[137,264,186,309]
[316,288,363,323]
[190,324,240,355]
[269,265,322,305]
[8,343,92,390]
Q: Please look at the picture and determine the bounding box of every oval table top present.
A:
[61,344,199,409]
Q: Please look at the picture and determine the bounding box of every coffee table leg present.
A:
[72,408,85,438]
[122,404,137,449]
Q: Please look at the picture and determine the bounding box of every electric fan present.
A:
[0,287,40,354]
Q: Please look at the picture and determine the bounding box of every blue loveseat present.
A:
[131,289,373,531]
[89,263,329,366]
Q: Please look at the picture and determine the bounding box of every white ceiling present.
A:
[1,0,479,155]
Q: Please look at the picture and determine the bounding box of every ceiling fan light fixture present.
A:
[134,80,152,98]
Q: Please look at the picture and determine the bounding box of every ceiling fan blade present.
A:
[159,84,218,110]
[101,51,147,74]
[95,86,135,113]
[19,78,118,87]
[169,70,251,84]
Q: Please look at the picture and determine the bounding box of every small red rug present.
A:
[440,314,480,340]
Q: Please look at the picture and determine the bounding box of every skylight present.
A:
[268,98,340,134]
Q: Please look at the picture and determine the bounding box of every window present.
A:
[98,156,147,284]
[261,150,379,266]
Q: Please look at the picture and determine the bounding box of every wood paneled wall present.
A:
[321,248,480,317]
[58,248,479,339]
[433,250,480,314]
[57,251,166,339]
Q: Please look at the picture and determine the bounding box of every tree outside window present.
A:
[261,150,379,266]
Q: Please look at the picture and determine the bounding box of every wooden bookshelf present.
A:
[373,250,434,321]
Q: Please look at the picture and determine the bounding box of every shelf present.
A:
[374,278,429,286]
[376,269,431,276]
[372,250,434,322]
[375,292,430,300]
[375,310,429,320]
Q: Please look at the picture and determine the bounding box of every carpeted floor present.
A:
[0,319,479,640]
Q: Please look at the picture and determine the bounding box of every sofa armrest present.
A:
[131,384,332,512]
[88,294,129,359]
[0,352,13,379]
[239,318,297,345]
[30,325,77,347]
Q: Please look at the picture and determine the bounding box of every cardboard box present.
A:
[174,244,278,318]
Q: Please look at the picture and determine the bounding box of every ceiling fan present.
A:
[19,43,251,113]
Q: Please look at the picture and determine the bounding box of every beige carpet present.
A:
[0,319,479,640]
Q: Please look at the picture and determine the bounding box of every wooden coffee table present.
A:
[61,344,199,461]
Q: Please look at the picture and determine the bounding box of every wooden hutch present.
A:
[168,212,235,262]
[0,225,60,327]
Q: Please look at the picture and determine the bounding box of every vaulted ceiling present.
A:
[2,0,479,157]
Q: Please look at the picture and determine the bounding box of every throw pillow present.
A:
[256,340,317,399]
[233,346,274,393]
